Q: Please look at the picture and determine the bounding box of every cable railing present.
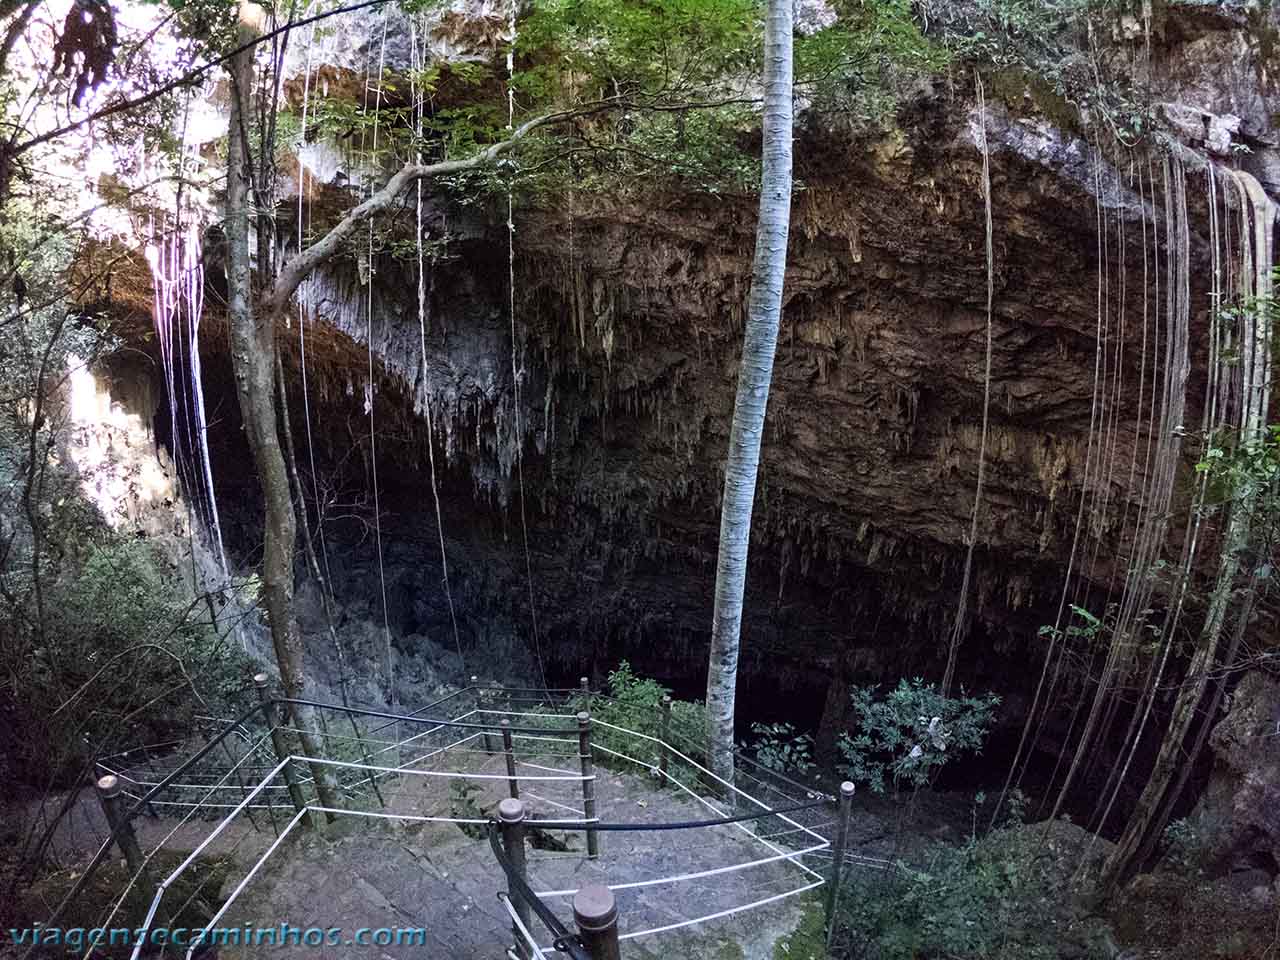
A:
[35,679,862,960]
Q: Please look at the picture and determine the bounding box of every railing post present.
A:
[573,883,621,960]
[499,798,532,958]
[254,673,311,822]
[825,781,856,946]
[483,683,500,755]
[95,775,144,878]
[577,711,599,858]
[659,695,672,778]
[502,719,519,799]
[580,675,591,712]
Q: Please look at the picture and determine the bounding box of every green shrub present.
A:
[571,662,709,789]
[7,536,254,788]
[743,722,816,777]
[832,827,1061,960]
[13,849,233,959]
[1160,818,1208,877]
[837,678,999,793]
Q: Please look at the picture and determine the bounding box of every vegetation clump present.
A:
[837,678,999,794]
[572,661,708,782]
[829,818,1112,960]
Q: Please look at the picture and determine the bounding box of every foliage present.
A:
[158,0,239,58]
[515,0,760,104]
[0,201,251,799]
[11,849,233,958]
[743,722,816,777]
[830,825,1075,960]
[1196,423,1280,518]
[449,778,489,839]
[923,0,1159,141]
[500,0,944,196]
[591,661,706,746]
[774,894,828,960]
[836,679,999,793]
[1001,786,1030,827]
[924,0,1089,67]
[795,0,948,123]
[570,661,709,786]
[10,538,254,781]
[1037,602,1102,644]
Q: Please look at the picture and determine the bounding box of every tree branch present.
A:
[0,1,37,83]
[263,106,602,315]
[13,0,396,157]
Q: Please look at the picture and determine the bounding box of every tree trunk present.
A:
[705,0,793,787]
[225,0,338,816]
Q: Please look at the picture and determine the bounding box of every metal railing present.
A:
[39,678,860,960]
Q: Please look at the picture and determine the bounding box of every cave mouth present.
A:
[132,324,1194,847]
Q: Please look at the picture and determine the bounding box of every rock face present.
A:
[209,93,1199,751]
[1194,672,1280,873]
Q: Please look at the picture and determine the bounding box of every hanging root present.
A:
[410,15,467,678]
[504,4,549,690]
[941,73,994,696]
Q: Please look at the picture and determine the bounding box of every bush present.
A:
[1160,818,1208,877]
[832,826,1068,960]
[743,722,816,777]
[570,662,709,788]
[837,678,999,793]
[13,849,233,959]
[4,536,254,789]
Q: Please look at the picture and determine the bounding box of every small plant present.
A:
[831,826,1062,960]
[449,779,488,839]
[1037,603,1104,646]
[571,662,708,787]
[744,722,816,776]
[836,678,999,793]
[1003,787,1030,826]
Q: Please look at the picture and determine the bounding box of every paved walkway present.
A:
[215,753,818,959]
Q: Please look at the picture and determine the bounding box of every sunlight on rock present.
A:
[66,356,178,533]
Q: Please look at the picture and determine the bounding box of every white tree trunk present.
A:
[705,0,793,787]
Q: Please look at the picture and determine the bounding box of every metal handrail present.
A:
[486,821,592,960]
[280,697,580,735]
[363,684,478,737]
[43,680,826,956]
[570,690,825,801]
[32,699,272,951]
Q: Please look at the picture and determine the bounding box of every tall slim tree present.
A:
[705,0,793,786]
